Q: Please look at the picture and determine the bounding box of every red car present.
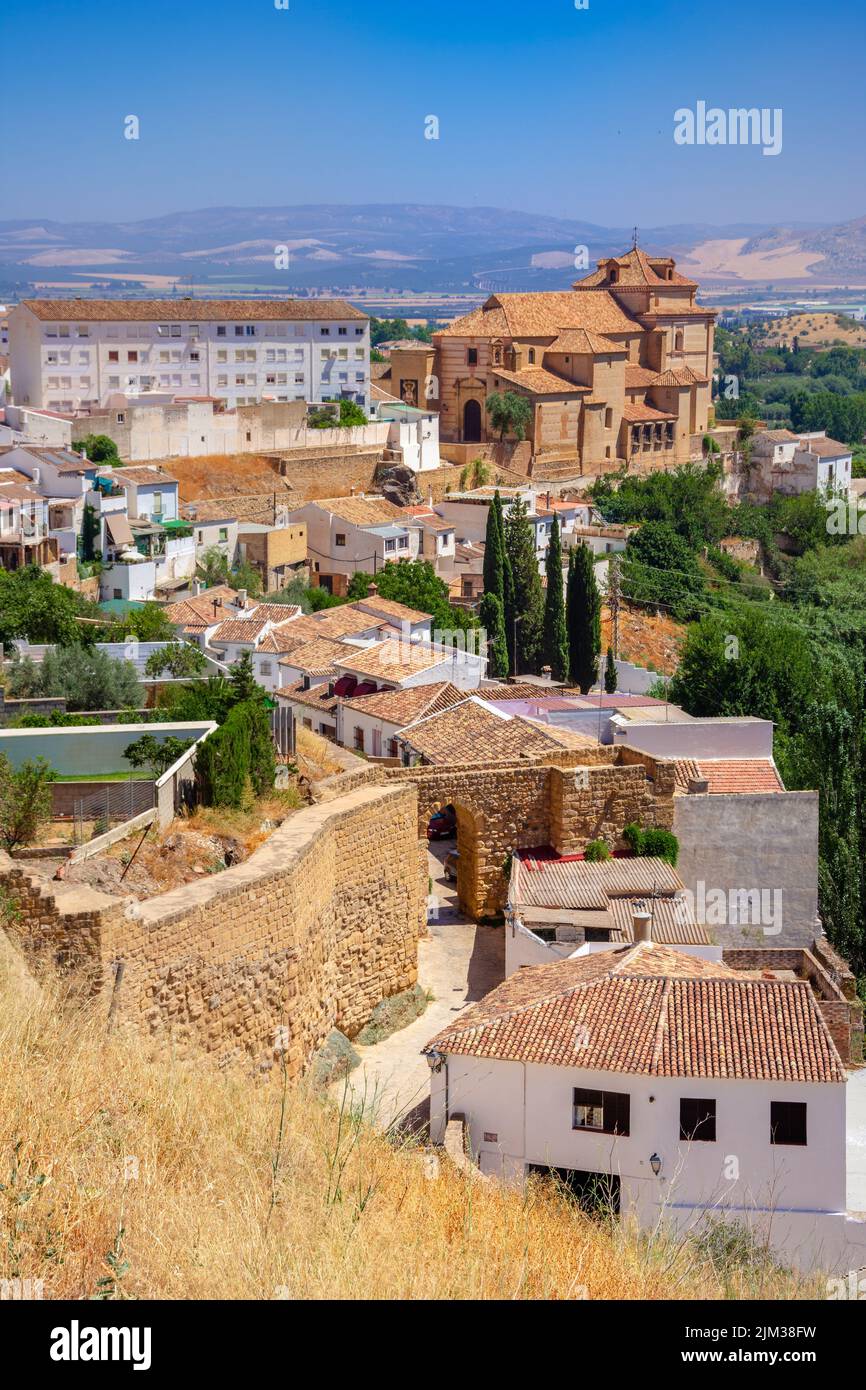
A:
[427,805,457,840]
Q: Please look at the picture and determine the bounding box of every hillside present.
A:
[0,959,820,1301]
[757,311,866,349]
[3,203,863,295]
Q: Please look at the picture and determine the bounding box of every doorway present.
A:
[525,1164,621,1216]
[463,398,482,443]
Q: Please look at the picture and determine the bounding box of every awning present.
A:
[106,513,134,546]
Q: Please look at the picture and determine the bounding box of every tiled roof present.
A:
[163,586,239,628]
[340,681,465,726]
[304,495,405,527]
[356,595,432,625]
[210,616,271,644]
[22,298,368,322]
[271,604,389,645]
[756,429,799,443]
[546,329,625,355]
[573,248,698,291]
[112,465,178,486]
[424,942,844,1083]
[335,639,449,682]
[401,698,592,766]
[491,366,589,396]
[244,602,302,624]
[673,758,784,795]
[799,437,851,457]
[278,680,339,715]
[651,366,707,387]
[436,290,640,340]
[622,402,677,423]
[624,364,658,389]
[514,852,682,911]
[278,636,349,675]
[0,445,94,474]
[606,896,711,946]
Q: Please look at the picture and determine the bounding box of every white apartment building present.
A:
[8,299,371,414]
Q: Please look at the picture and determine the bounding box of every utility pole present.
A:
[608,555,621,659]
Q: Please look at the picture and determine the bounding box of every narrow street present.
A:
[333,840,504,1132]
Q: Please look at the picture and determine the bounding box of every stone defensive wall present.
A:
[0,774,423,1076]
[388,747,677,918]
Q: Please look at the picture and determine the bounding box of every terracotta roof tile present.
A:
[435,290,640,339]
[401,698,594,766]
[340,681,464,726]
[490,365,589,396]
[304,495,406,527]
[674,758,784,795]
[277,636,348,675]
[424,943,844,1082]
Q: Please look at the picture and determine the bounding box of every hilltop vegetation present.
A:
[592,465,866,981]
[0,963,820,1301]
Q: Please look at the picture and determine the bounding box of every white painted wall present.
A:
[431,1053,849,1269]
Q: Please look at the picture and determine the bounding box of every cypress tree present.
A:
[503,495,544,674]
[542,515,569,682]
[604,645,618,693]
[567,542,601,692]
[498,492,517,673]
[479,592,509,679]
[482,490,505,602]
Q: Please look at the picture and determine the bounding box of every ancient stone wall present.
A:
[388,748,674,918]
[0,780,423,1077]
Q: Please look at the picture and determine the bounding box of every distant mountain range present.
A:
[1,204,864,298]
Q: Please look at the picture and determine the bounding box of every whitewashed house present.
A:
[425,936,866,1273]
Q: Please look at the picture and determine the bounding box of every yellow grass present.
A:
[0,957,822,1301]
[295,724,344,778]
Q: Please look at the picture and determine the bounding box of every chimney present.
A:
[237,588,248,608]
[368,581,379,596]
[632,903,652,944]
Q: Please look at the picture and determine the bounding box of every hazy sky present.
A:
[3,0,864,226]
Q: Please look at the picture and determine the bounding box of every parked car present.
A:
[427,804,456,840]
[443,849,459,882]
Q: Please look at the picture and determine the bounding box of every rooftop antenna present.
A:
[632,226,639,250]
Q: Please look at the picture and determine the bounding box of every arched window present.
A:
[674,329,684,352]
[528,348,536,364]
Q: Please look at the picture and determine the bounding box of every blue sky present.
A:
[3,0,864,226]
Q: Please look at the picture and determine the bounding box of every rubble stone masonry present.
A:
[0,780,423,1076]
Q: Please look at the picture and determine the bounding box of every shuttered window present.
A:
[573,1088,630,1136]
[679,1097,716,1142]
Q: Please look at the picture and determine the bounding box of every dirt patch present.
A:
[602,603,685,677]
[160,453,281,502]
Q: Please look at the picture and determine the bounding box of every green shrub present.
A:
[623,822,679,866]
[623,822,644,854]
[195,700,275,809]
[640,827,679,866]
[584,839,611,862]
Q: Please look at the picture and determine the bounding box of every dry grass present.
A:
[0,960,822,1301]
[295,725,344,779]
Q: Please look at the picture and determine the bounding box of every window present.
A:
[235,326,245,336]
[679,1098,716,1142]
[218,527,228,542]
[321,327,331,336]
[127,351,138,363]
[113,588,122,601]
[171,325,181,338]
[354,727,365,752]
[245,325,256,337]
[108,350,119,363]
[152,492,163,516]
[388,738,399,758]
[116,412,125,425]
[338,326,347,336]
[604,407,613,429]
[335,533,346,547]
[674,329,684,352]
[217,326,227,337]
[260,661,273,677]
[355,326,364,335]
[189,350,200,363]
[770,1102,807,1146]
[467,347,478,366]
[77,325,89,338]
[385,538,396,553]
[572,1087,630,1135]
[528,348,536,365]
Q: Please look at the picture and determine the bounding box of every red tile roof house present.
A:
[423,934,866,1274]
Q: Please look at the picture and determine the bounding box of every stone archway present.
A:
[462,398,482,443]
